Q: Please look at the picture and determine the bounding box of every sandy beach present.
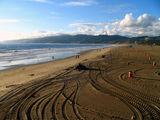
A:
[0,47,112,97]
[0,45,160,120]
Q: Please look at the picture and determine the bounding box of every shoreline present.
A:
[0,46,116,97]
[0,44,118,72]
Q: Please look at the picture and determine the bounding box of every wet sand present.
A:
[0,45,160,120]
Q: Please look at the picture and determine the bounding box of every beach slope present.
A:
[0,45,160,120]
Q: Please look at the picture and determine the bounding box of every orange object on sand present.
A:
[129,71,133,78]
[153,61,156,66]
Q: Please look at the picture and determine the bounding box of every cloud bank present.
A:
[0,13,160,41]
[70,13,160,36]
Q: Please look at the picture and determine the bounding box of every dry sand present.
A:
[0,47,112,97]
[0,45,160,120]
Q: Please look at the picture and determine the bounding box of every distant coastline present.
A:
[5,34,160,45]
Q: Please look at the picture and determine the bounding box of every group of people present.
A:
[76,55,80,59]
[52,55,80,59]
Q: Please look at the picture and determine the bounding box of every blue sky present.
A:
[0,0,160,41]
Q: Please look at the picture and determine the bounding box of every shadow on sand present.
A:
[75,63,101,71]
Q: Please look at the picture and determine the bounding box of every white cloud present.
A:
[62,2,89,6]
[137,14,156,27]
[113,13,160,36]
[70,13,160,37]
[119,13,136,27]
[68,23,108,35]
[0,19,20,23]
[61,0,97,6]
[119,13,156,28]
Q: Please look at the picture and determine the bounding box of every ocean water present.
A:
[0,43,115,71]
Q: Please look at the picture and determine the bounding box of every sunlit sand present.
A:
[0,45,160,120]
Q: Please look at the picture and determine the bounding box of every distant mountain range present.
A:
[7,34,160,45]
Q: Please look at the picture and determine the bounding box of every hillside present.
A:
[6,34,160,45]
[7,35,129,43]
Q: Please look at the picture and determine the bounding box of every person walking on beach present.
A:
[76,55,80,59]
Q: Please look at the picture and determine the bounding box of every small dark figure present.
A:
[102,55,105,58]
[129,45,133,48]
[29,73,35,76]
